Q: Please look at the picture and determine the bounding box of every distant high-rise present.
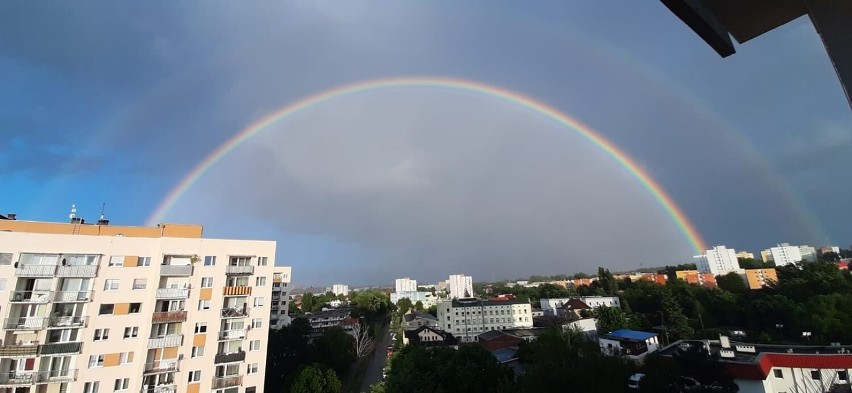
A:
[395,277,417,293]
[735,251,754,260]
[770,243,804,266]
[447,274,473,299]
[331,284,349,297]
[695,245,740,276]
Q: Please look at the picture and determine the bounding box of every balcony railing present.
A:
[3,317,47,330]
[141,384,177,393]
[148,334,183,348]
[159,265,193,276]
[54,290,93,302]
[0,371,35,385]
[48,316,88,328]
[218,329,246,341]
[56,265,98,277]
[221,307,249,318]
[223,286,252,296]
[15,265,57,277]
[225,265,254,275]
[143,359,180,374]
[10,290,53,303]
[155,288,189,300]
[151,311,187,323]
[35,369,77,384]
[214,350,246,364]
[39,342,82,355]
[0,343,39,357]
[212,375,243,389]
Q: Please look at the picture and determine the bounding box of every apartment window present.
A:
[0,253,11,265]
[195,322,207,334]
[839,370,848,381]
[99,304,114,315]
[191,346,205,358]
[0,278,6,291]
[138,256,151,267]
[109,256,123,267]
[119,352,131,364]
[250,340,261,351]
[198,300,211,311]
[132,279,146,290]
[253,297,264,307]
[248,363,259,374]
[255,277,266,286]
[201,277,214,288]
[93,329,109,341]
[188,370,201,383]
[114,377,129,391]
[812,370,821,380]
[203,256,216,266]
[104,279,119,291]
[88,355,104,368]
[257,257,268,266]
[83,382,100,393]
[129,303,141,314]
[251,318,263,329]
[123,327,138,338]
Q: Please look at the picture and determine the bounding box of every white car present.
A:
[628,373,645,389]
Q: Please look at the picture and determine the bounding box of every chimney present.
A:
[6,213,16,220]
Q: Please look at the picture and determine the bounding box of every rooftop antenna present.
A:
[69,204,77,220]
[99,203,106,221]
[97,202,110,226]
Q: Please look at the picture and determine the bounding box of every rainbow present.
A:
[146,76,707,253]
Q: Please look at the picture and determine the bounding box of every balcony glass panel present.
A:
[9,290,53,303]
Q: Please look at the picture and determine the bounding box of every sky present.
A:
[1,2,850,287]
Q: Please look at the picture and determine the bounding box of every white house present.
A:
[540,296,620,315]
[599,329,660,361]
[438,298,533,343]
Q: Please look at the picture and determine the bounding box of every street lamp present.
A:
[802,331,812,343]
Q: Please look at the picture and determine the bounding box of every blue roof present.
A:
[491,347,519,363]
[607,329,657,340]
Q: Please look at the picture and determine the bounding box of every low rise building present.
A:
[402,312,438,330]
[540,296,619,315]
[293,308,356,338]
[437,298,533,343]
[659,338,852,393]
[599,329,660,361]
[676,270,718,288]
[742,268,778,290]
[390,291,437,308]
[402,326,457,348]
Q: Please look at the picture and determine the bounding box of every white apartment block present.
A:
[770,243,803,266]
[695,245,741,276]
[540,296,620,314]
[389,292,437,308]
[437,299,532,343]
[0,217,284,393]
[331,285,348,297]
[798,246,817,263]
[269,267,292,329]
[394,278,417,294]
[447,275,473,299]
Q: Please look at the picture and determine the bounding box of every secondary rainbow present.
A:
[146,76,707,253]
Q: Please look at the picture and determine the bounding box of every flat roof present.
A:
[0,218,203,238]
[605,329,658,341]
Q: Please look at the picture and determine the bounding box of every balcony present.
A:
[10,290,53,303]
[143,359,180,375]
[221,307,249,318]
[15,265,57,277]
[39,342,82,355]
[0,371,35,385]
[148,334,183,348]
[152,310,187,323]
[214,350,246,364]
[160,264,193,276]
[48,316,87,328]
[142,384,177,393]
[218,329,246,341]
[212,375,243,389]
[35,369,77,384]
[3,317,47,330]
[56,265,98,277]
[223,286,252,296]
[225,265,254,275]
[0,343,39,357]
[155,288,190,300]
[54,290,93,302]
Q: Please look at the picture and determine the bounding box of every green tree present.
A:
[413,300,424,311]
[819,251,841,262]
[426,305,437,317]
[385,345,514,393]
[265,318,313,391]
[595,305,640,333]
[597,267,619,295]
[661,290,692,340]
[290,364,341,393]
[301,292,315,313]
[311,327,356,373]
[716,272,747,294]
[397,298,413,315]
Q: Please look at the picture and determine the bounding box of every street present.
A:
[358,321,390,392]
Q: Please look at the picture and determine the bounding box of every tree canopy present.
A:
[290,364,342,393]
[385,345,515,393]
